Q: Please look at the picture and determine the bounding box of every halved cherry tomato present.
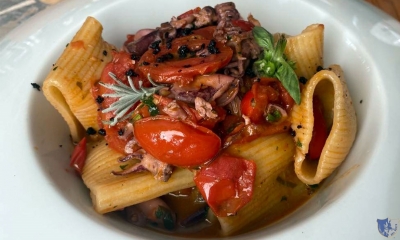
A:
[308,96,328,160]
[192,26,216,40]
[138,35,233,84]
[231,20,255,32]
[133,115,221,167]
[70,137,87,175]
[194,154,256,217]
[92,51,143,154]
[241,82,273,123]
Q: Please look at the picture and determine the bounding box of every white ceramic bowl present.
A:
[1,0,400,239]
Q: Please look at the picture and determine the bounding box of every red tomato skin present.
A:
[308,96,328,160]
[231,20,255,31]
[192,26,217,39]
[138,35,233,84]
[133,115,221,167]
[70,137,87,175]
[194,154,256,217]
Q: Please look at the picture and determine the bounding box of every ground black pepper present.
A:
[299,77,307,84]
[125,69,138,77]
[118,129,124,136]
[131,54,140,60]
[207,40,220,54]
[103,50,108,56]
[98,129,106,136]
[96,95,104,104]
[178,45,190,58]
[86,127,97,135]
[31,83,41,91]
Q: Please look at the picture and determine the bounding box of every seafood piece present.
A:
[291,65,357,185]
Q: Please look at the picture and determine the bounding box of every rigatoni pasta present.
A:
[43,17,114,142]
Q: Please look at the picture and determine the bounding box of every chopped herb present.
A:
[31,83,41,91]
[252,26,301,104]
[266,109,282,122]
[141,95,159,116]
[155,206,175,230]
[66,43,69,47]
[119,164,128,170]
[276,176,297,188]
[132,113,142,121]
[53,66,58,71]
[296,139,302,147]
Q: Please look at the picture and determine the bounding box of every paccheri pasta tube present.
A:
[42,2,357,237]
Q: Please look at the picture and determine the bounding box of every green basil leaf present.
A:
[275,62,301,104]
[252,26,274,50]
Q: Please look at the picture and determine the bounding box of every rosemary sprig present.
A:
[99,72,165,126]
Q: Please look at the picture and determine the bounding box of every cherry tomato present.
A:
[308,96,328,160]
[138,35,233,84]
[231,20,255,31]
[241,82,272,123]
[92,51,144,154]
[70,137,87,175]
[194,154,256,217]
[192,26,216,39]
[133,115,221,167]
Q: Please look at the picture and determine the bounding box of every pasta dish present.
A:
[42,2,357,237]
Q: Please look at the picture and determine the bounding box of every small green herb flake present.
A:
[99,72,164,126]
[53,66,58,71]
[252,26,301,104]
[141,95,159,116]
[266,110,282,122]
[155,206,175,230]
[119,164,128,170]
[296,139,302,147]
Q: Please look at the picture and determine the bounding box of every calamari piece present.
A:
[291,65,357,185]
[284,24,324,80]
